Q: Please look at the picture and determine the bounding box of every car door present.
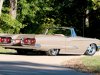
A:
[65,37,84,54]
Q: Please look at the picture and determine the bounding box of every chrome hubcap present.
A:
[50,49,58,55]
[87,44,96,54]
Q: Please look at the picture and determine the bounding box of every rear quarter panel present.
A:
[35,35,66,51]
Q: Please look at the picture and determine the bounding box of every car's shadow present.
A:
[0,51,81,56]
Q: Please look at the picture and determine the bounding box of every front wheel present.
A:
[85,44,97,56]
[46,49,59,56]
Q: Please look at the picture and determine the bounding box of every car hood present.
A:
[76,36,99,41]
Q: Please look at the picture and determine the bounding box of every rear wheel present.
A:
[46,49,59,56]
[85,44,97,56]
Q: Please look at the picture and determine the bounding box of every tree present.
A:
[92,0,100,10]
[85,0,100,27]
[0,0,99,38]
[18,0,55,33]
[88,0,100,38]
[9,0,17,19]
[0,0,4,15]
[0,0,23,33]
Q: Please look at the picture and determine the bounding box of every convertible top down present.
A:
[0,27,100,56]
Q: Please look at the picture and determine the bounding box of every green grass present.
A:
[0,47,16,53]
[82,56,100,73]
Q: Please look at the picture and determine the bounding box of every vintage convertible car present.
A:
[0,27,100,56]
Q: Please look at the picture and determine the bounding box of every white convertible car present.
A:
[0,27,100,56]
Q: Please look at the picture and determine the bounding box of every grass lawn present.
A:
[65,55,100,74]
[82,56,100,73]
[0,47,16,54]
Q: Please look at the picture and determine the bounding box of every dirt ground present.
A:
[64,51,100,75]
[0,49,99,75]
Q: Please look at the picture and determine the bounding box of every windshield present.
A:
[45,28,71,36]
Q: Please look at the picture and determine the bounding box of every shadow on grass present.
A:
[0,52,17,55]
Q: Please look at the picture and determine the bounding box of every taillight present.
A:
[5,37,11,43]
[1,38,4,42]
[0,37,11,44]
[0,37,2,43]
[23,38,28,44]
[23,38,36,45]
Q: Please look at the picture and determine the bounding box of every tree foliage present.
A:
[0,14,23,33]
[0,0,100,38]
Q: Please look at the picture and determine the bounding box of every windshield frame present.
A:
[44,27,72,37]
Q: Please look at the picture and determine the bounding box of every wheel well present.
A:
[46,48,60,56]
[49,48,60,51]
[58,49,60,52]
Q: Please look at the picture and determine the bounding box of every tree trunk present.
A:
[0,0,4,15]
[85,9,89,27]
[9,0,17,19]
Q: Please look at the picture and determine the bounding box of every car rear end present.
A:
[0,34,37,50]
